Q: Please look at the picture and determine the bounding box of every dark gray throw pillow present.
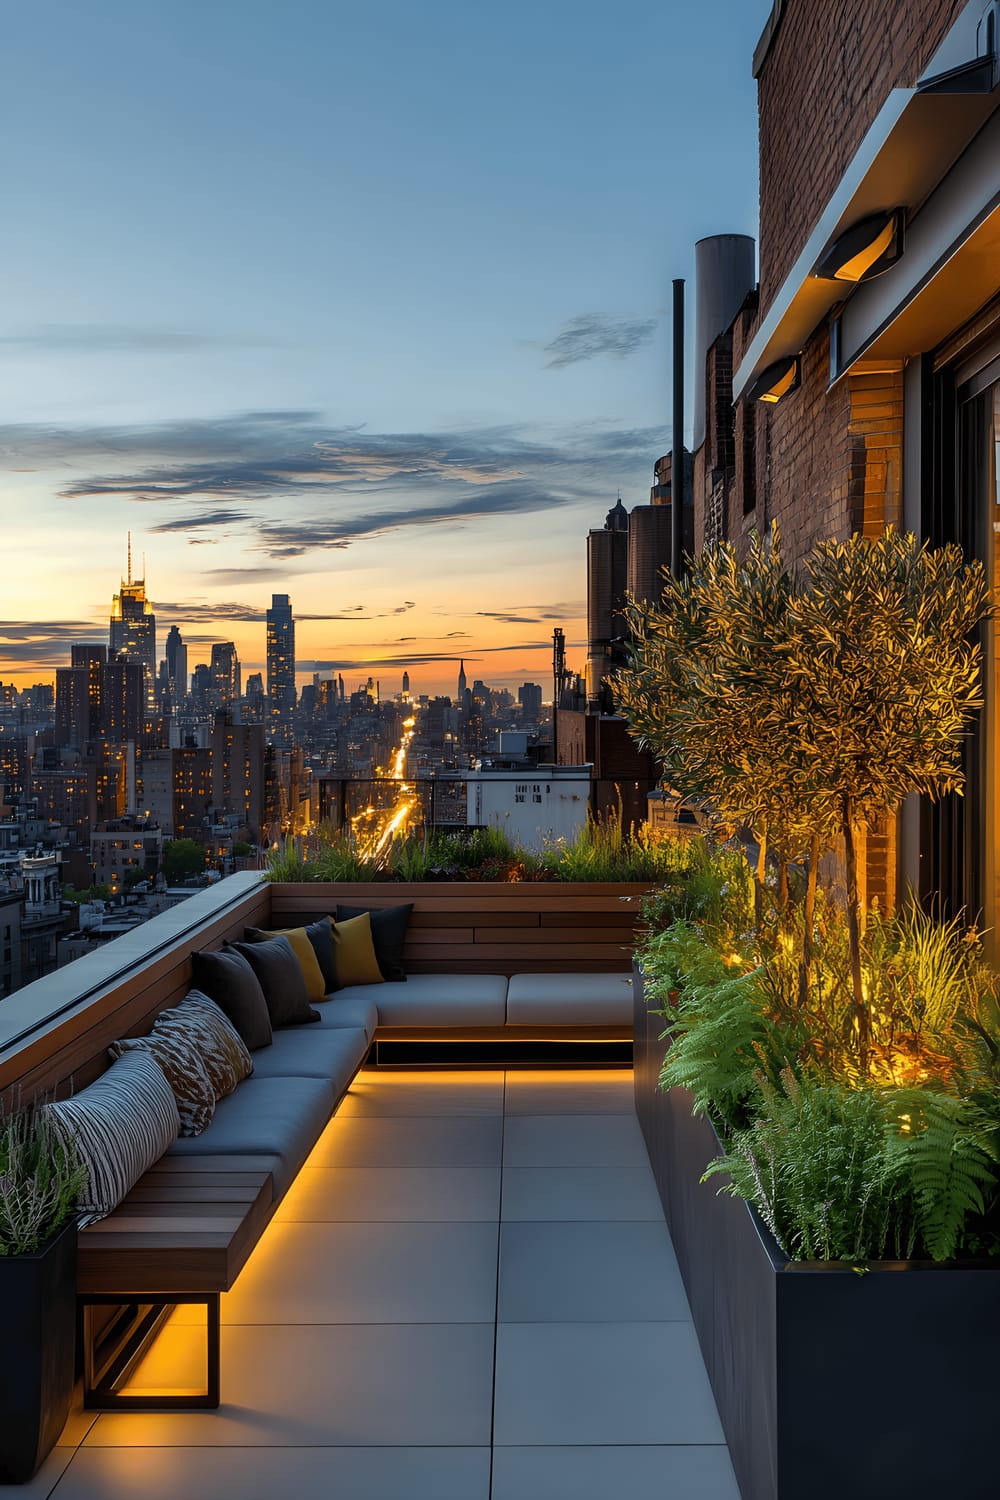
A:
[191,946,273,1050]
[303,916,337,993]
[245,917,338,994]
[335,903,413,983]
[229,935,321,1027]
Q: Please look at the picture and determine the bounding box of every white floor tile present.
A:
[54,1445,491,1500]
[222,1219,498,1323]
[502,1164,663,1220]
[276,1165,501,1222]
[503,1113,648,1168]
[492,1444,741,1500]
[85,1323,495,1448]
[494,1321,725,1446]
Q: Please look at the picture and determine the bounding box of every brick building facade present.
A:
[692,0,1000,928]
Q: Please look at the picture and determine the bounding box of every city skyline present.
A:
[1,1,769,696]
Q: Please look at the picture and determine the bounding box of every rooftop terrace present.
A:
[22,1065,740,1500]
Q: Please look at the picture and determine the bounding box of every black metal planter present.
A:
[633,966,1000,1500]
[0,1218,78,1484]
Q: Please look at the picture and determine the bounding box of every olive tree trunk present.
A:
[842,799,870,1068]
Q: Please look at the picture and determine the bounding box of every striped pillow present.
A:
[110,1029,216,1136]
[158,991,254,1100]
[45,1051,180,1226]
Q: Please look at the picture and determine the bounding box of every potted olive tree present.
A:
[0,1100,85,1483]
[612,526,999,1500]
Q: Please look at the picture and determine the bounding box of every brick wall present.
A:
[719,311,904,566]
[756,0,966,316]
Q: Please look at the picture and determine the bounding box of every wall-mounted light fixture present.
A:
[812,208,905,283]
[746,355,801,404]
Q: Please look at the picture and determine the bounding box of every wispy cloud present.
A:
[305,639,559,674]
[0,323,280,354]
[147,510,255,534]
[474,600,584,625]
[543,314,657,369]
[0,619,103,668]
[248,481,566,558]
[154,600,417,625]
[0,410,665,563]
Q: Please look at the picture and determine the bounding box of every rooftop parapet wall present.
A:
[0,871,270,1103]
[754,0,967,320]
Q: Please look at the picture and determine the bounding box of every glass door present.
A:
[982,381,1000,953]
[923,347,1000,944]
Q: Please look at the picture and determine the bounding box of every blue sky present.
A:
[1,0,769,696]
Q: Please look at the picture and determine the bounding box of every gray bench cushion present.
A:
[352,973,508,1028]
[166,1076,335,1197]
[250,1025,369,1094]
[505,972,634,1027]
[313,993,379,1043]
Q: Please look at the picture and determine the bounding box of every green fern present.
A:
[644,921,800,1132]
[890,1090,999,1261]
[705,1072,916,1262]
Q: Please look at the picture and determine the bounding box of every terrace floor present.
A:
[20,1068,740,1500]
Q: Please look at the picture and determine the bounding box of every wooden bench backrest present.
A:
[0,881,271,1105]
[269,881,649,976]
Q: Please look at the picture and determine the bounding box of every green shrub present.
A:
[0,1101,86,1256]
[265,816,694,883]
[542,809,696,883]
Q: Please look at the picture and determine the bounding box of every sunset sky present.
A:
[1,0,767,700]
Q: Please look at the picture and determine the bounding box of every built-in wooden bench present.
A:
[0,872,650,1409]
[78,1157,274,1408]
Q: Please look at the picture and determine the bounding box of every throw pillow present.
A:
[45,1050,180,1226]
[228,935,321,1027]
[109,1028,216,1136]
[159,990,254,1099]
[244,922,327,1001]
[304,914,337,992]
[329,911,384,988]
[191,946,273,1050]
[335,902,413,983]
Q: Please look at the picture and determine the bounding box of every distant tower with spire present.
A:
[457,659,467,700]
[109,532,156,715]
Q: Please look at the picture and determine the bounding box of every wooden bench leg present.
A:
[81,1294,221,1410]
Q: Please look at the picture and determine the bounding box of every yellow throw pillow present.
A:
[255,925,327,1002]
[329,912,384,988]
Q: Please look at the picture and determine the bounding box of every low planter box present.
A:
[633,966,1000,1500]
[0,1218,77,1484]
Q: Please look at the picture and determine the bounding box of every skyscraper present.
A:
[101,657,144,743]
[266,594,295,747]
[71,644,107,735]
[457,660,467,700]
[586,497,629,708]
[210,641,241,711]
[165,625,187,699]
[54,668,89,748]
[109,539,156,716]
[244,672,265,723]
[211,710,265,839]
